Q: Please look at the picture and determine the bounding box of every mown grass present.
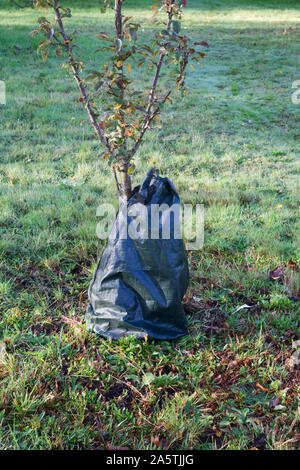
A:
[0,0,299,450]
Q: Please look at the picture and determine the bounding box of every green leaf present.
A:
[172,20,181,34]
[60,8,72,19]
[128,164,136,175]
[38,16,48,24]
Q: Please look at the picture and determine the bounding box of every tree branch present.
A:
[130,4,175,157]
[52,0,111,152]
[114,0,131,200]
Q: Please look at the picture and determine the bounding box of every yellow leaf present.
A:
[126,62,131,74]
[189,63,194,70]
[116,60,123,68]
[113,104,122,110]
[9,180,13,186]
[128,164,135,174]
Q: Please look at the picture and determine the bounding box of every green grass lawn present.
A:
[0,0,299,450]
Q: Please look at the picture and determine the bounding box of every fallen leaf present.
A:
[287,259,297,270]
[269,396,281,409]
[250,433,266,450]
[256,382,268,392]
[182,349,193,356]
[291,345,300,370]
[151,436,160,446]
[233,304,255,313]
[269,266,285,281]
[106,443,129,450]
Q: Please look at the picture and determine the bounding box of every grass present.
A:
[0,0,299,450]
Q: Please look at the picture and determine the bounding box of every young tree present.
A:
[31,0,207,200]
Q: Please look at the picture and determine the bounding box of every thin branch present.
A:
[114,0,127,150]
[130,4,175,157]
[114,0,131,199]
[52,0,111,153]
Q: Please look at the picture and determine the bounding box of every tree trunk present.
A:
[121,167,132,201]
[115,0,132,201]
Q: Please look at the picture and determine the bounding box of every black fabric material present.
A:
[86,169,189,340]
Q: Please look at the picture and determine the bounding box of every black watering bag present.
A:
[86,169,189,340]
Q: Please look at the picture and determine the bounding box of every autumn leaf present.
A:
[41,49,48,62]
[256,382,268,392]
[97,33,109,40]
[128,164,136,174]
[250,433,266,450]
[126,62,131,74]
[122,16,133,25]
[194,41,210,47]
[116,60,123,68]
[287,259,297,270]
[269,266,285,281]
[106,443,129,450]
[151,436,160,446]
[269,396,281,409]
